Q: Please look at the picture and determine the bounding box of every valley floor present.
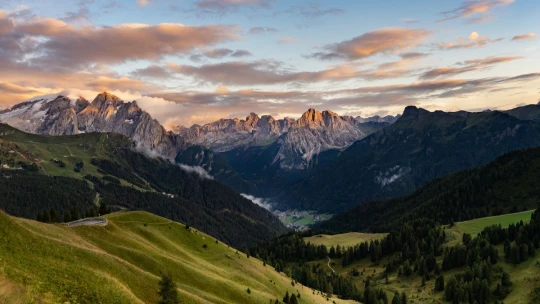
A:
[275,210,333,230]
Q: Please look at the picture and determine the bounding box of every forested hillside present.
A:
[0,124,286,247]
[318,147,540,233]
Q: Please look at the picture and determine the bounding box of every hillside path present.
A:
[327,256,336,274]
[65,218,108,227]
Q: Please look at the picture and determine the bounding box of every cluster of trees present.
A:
[250,232,328,265]
[363,278,406,304]
[249,232,362,300]
[441,238,498,271]
[281,291,299,304]
[90,157,148,189]
[36,203,111,223]
[289,263,361,300]
[478,213,540,265]
[0,171,95,220]
[345,219,446,276]
[444,261,492,304]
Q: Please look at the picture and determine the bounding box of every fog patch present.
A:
[133,142,163,159]
[179,164,214,180]
[241,194,273,210]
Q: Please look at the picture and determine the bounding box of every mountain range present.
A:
[2,92,540,216]
[278,105,540,212]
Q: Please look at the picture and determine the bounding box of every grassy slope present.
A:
[307,211,539,303]
[304,232,388,248]
[0,124,132,182]
[0,211,356,304]
[445,210,534,247]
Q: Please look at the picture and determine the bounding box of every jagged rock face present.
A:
[0,92,178,158]
[176,112,294,152]
[174,108,390,169]
[274,109,367,169]
[355,114,401,124]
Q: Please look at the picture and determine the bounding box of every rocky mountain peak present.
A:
[92,92,123,107]
[245,112,260,127]
[400,106,430,120]
[297,108,324,127]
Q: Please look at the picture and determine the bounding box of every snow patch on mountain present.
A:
[375,165,411,187]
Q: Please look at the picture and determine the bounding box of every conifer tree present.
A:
[158,274,179,304]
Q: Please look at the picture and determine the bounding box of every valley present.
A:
[275,210,333,230]
[0,1,538,302]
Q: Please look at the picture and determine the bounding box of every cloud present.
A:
[437,0,515,23]
[130,65,172,79]
[248,26,278,34]
[310,28,430,60]
[434,31,503,50]
[240,194,273,210]
[189,48,252,62]
[231,50,252,57]
[512,33,536,41]
[0,11,241,69]
[165,59,416,86]
[277,37,297,44]
[136,0,151,7]
[178,164,213,180]
[420,56,522,79]
[400,18,419,24]
[192,0,273,16]
[399,52,429,59]
[274,2,344,19]
[138,71,540,126]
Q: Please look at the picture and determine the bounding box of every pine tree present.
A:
[400,292,407,304]
[99,202,110,215]
[435,275,445,291]
[49,209,59,223]
[158,274,179,304]
[283,291,290,304]
[391,292,400,304]
[63,211,72,223]
[289,294,298,304]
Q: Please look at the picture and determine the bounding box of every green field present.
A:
[0,211,356,304]
[304,232,388,248]
[446,210,534,246]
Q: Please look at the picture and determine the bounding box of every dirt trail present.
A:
[66,218,108,227]
[327,256,336,274]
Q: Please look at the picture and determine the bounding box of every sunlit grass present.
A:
[0,211,354,304]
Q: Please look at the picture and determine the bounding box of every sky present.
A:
[0,0,538,128]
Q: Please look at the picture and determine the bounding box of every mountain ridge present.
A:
[317,147,540,233]
[276,105,540,212]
